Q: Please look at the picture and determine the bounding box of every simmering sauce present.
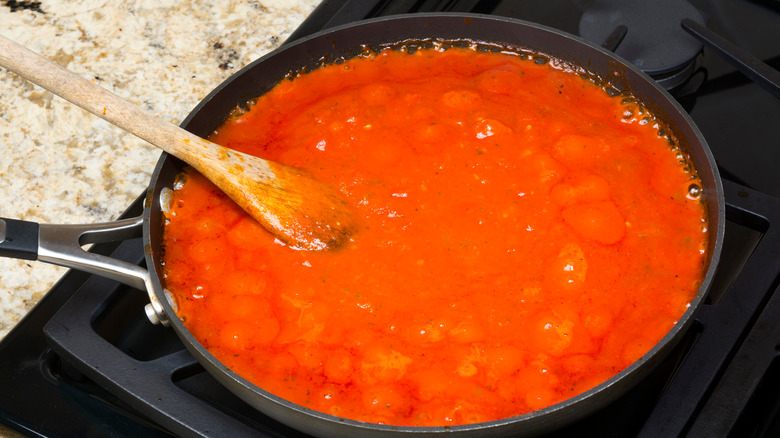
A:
[161,44,708,426]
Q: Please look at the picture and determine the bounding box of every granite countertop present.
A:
[1,2,318,435]
[0,0,319,341]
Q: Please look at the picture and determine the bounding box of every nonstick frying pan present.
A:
[0,13,724,437]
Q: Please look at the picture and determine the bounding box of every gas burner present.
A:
[579,0,705,90]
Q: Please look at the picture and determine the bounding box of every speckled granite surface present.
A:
[0,0,319,344]
[1,2,318,435]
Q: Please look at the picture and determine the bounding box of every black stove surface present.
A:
[2,1,780,437]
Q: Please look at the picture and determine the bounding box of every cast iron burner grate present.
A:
[30,180,780,438]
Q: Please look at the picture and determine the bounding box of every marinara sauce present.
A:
[161,44,708,426]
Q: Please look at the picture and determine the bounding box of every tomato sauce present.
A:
[161,44,708,426]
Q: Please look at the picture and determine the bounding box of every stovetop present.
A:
[2,1,780,437]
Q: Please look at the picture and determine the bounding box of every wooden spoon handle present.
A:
[0,34,356,250]
[0,34,204,161]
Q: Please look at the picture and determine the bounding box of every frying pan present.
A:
[0,13,724,437]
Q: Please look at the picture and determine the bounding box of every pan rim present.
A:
[144,11,725,437]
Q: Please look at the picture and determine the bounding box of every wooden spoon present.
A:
[0,35,356,251]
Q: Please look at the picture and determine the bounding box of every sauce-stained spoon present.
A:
[0,35,355,250]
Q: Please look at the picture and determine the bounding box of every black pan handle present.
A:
[0,215,148,289]
[0,215,168,324]
[0,218,39,260]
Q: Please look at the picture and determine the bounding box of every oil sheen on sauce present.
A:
[161,44,709,426]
